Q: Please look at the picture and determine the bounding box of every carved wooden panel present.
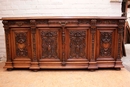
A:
[15,32,28,57]
[39,29,61,59]
[99,32,112,57]
[41,31,57,58]
[66,29,88,60]
[11,28,31,59]
[97,29,115,60]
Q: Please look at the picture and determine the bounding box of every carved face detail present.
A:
[100,32,112,57]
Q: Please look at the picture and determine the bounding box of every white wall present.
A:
[0,0,122,61]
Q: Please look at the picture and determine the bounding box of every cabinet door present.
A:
[96,28,116,61]
[11,28,31,60]
[37,28,62,62]
[65,28,89,62]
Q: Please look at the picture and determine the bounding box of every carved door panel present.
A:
[96,28,116,61]
[65,28,88,62]
[11,28,31,60]
[38,28,62,62]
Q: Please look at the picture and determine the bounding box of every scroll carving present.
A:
[100,32,112,57]
[49,20,78,24]
[9,21,29,26]
[41,31,58,59]
[69,31,86,59]
[36,20,48,24]
[78,20,90,24]
[97,20,117,24]
[15,32,28,57]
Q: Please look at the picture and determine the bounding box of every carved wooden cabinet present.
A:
[2,16,126,71]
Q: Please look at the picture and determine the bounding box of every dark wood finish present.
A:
[2,16,126,71]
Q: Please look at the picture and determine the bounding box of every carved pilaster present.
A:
[115,20,125,69]
[2,20,13,69]
[59,21,67,66]
[2,21,11,62]
[30,20,39,70]
[88,19,98,70]
[117,20,125,60]
[90,19,97,61]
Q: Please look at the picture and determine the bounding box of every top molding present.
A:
[1,16,126,20]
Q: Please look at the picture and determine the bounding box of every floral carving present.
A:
[15,32,28,57]
[41,31,58,58]
[69,31,86,58]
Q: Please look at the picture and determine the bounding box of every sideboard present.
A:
[2,16,126,71]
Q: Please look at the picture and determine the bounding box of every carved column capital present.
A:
[30,20,36,34]
[118,20,125,33]
[59,21,68,27]
[2,20,10,33]
[90,19,97,33]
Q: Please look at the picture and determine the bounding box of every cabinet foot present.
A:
[90,69,95,72]
[30,62,40,70]
[7,68,13,71]
[116,68,121,70]
[32,69,38,72]
[88,62,98,70]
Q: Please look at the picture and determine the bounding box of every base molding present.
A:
[3,62,13,69]
[115,61,124,68]
[29,62,40,70]
[88,62,98,69]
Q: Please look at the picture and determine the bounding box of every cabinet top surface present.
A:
[1,16,126,20]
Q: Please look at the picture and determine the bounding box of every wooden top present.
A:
[1,16,126,20]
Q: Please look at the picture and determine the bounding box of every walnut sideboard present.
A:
[2,16,126,71]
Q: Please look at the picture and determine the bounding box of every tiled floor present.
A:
[0,44,130,87]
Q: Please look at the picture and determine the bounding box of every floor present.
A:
[0,44,130,87]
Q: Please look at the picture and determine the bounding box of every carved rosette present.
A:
[30,20,37,61]
[2,21,11,62]
[100,32,112,57]
[90,19,97,61]
[117,20,125,60]
[69,31,86,59]
[41,31,58,59]
[15,32,28,57]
